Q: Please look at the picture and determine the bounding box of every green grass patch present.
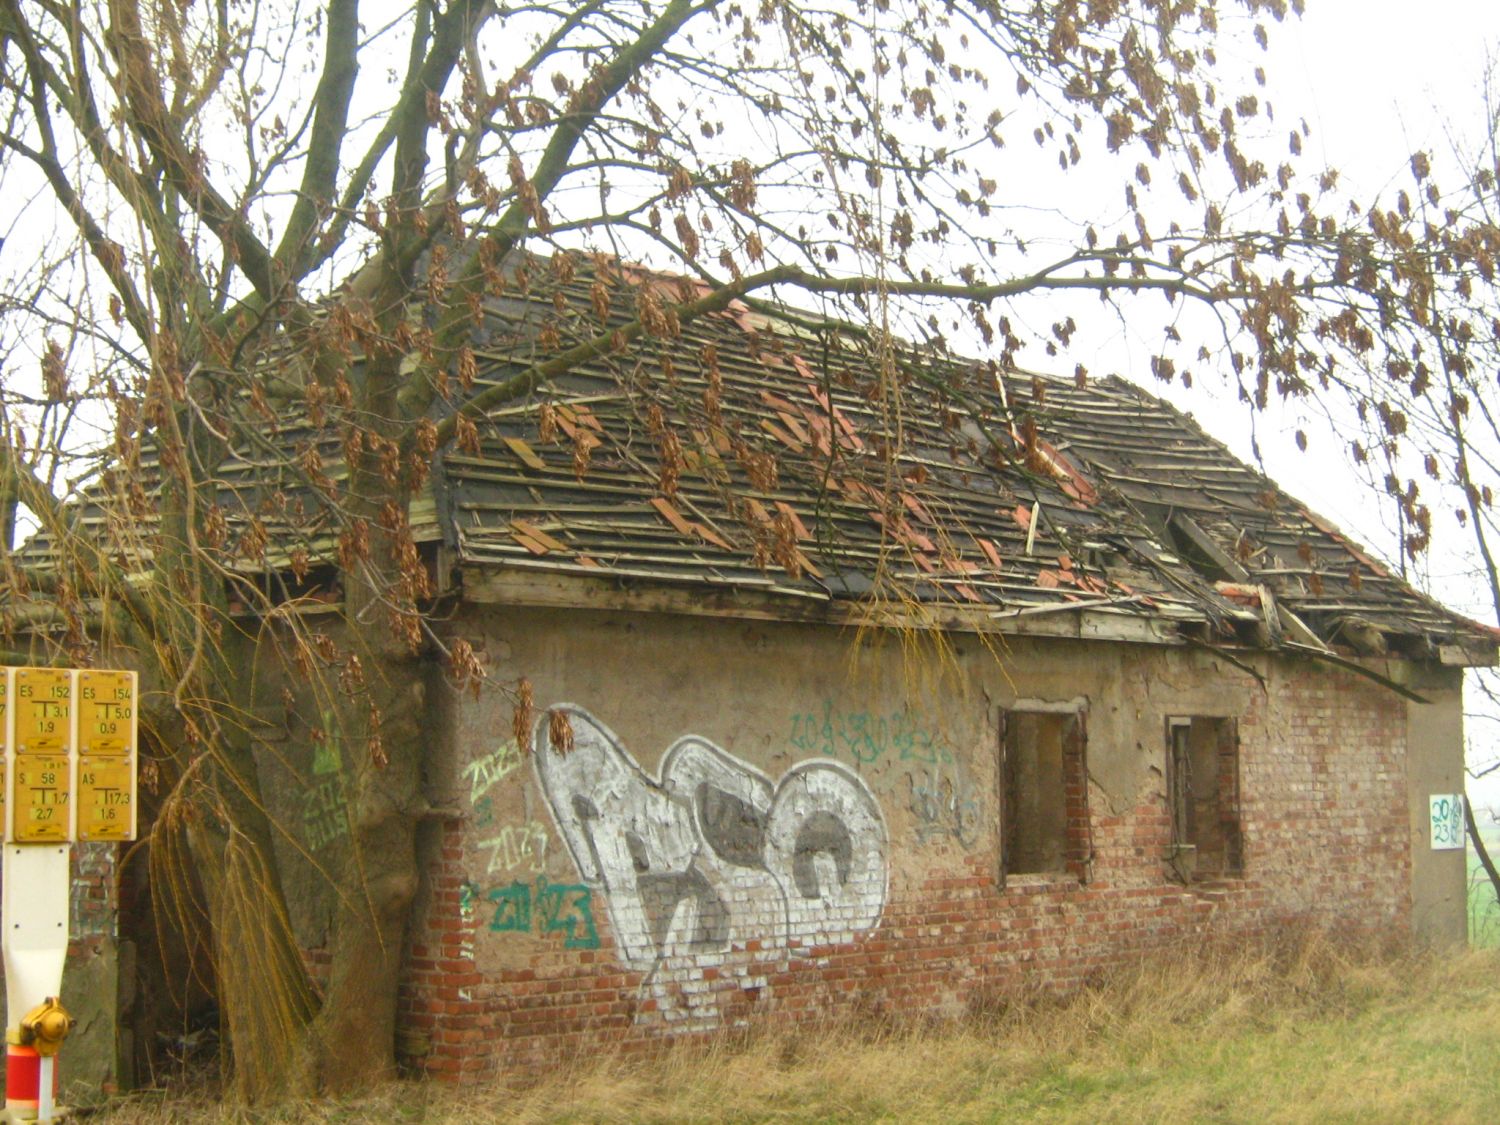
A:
[1471,830,1500,948]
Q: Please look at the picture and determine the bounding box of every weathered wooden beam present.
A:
[1170,512,1250,581]
[459,566,1185,645]
[1439,641,1500,667]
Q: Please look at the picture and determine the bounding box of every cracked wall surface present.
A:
[381,604,1455,1079]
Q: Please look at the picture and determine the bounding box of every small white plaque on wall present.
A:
[1429,794,1465,850]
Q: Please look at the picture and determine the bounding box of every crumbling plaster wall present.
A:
[1395,664,1468,946]
[391,602,1432,1078]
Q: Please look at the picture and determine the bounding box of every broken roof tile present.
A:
[503,436,547,471]
[774,501,811,542]
[25,257,1489,664]
[761,418,804,450]
[650,496,697,537]
[510,519,568,553]
[693,522,733,552]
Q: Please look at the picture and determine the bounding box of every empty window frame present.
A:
[999,709,1090,880]
[1165,716,1242,880]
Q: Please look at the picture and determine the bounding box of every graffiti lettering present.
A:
[303,713,349,850]
[1430,794,1464,850]
[478,821,549,875]
[487,881,531,932]
[788,702,951,765]
[311,718,340,776]
[537,881,599,949]
[303,775,350,850]
[463,739,523,804]
[534,704,887,975]
[486,877,600,949]
[909,767,982,848]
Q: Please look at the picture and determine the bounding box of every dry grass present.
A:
[97,932,1500,1124]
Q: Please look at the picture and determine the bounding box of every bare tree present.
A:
[0,0,1476,1097]
[1278,59,1500,922]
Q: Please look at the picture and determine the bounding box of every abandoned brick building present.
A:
[24,261,1498,1085]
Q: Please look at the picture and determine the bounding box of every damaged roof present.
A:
[436,261,1495,666]
[16,257,1497,667]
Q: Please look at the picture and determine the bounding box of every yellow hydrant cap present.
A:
[19,997,74,1056]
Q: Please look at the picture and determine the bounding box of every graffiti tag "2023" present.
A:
[487,877,599,949]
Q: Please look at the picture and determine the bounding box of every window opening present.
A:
[999,709,1090,881]
[1165,716,1242,881]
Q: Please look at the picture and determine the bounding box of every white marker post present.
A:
[2,844,69,1122]
[0,668,137,1124]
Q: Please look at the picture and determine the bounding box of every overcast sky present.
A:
[1287,1,1496,190]
[1146,0,1499,485]
[1185,2,1500,810]
[1074,3,1499,580]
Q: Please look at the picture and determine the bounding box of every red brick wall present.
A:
[70,841,119,944]
[395,621,1419,1080]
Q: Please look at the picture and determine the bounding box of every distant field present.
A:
[100,935,1500,1125]
[1472,827,1500,948]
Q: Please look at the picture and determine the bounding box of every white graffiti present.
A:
[532,705,888,978]
[463,738,523,803]
[479,821,550,875]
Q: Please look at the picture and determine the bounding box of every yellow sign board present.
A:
[13,668,71,755]
[3,667,138,843]
[12,755,70,842]
[76,670,135,756]
[77,758,133,841]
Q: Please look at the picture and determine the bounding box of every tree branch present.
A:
[273,0,361,277]
[403,0,711,418]
[417,262,798,450]
[104,0,280,303]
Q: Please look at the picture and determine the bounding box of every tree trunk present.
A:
[299,270,435,1091]
[146,465,322,1100]
[197,803,321,1101]
[181,627,321,1100]
[306,647,428,1091]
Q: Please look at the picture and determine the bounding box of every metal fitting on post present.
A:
[16,998,73,1058]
